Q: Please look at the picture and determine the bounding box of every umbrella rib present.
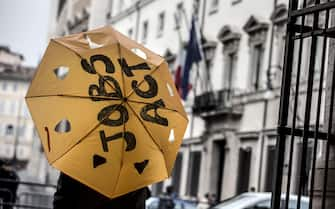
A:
[49,101,124,165]
[25,94,121,101]
[110,42,126,196]
[52,39,83,58]
[111,108,126,195]
[125,102,170,175]
[125,63,162,98]
[127,99,189,121]
[52,39,123,98]
[117,42,127,98]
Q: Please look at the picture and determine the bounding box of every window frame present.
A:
[142,20,149,44]
[157,11,165,38]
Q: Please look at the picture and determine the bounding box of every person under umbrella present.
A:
[0,159,19,209]
[53,172,151,209]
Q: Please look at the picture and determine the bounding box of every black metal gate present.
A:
[272,0,335,209]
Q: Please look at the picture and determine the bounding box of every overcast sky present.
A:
[0,0,51,67]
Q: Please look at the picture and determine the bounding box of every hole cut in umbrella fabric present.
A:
[54,66,69,80]
[55,119,71,133]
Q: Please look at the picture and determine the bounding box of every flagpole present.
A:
[190,63,201,139]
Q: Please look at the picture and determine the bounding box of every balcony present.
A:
[192,89,243,118]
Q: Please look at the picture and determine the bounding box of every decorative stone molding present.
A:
[217,25,241,53]
[109,0,156,24]
[164,49,176,65]
[243,15,269,35]
[270,4,288,25]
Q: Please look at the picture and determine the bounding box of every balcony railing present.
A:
[192,89,241,116]
[0,178,56,209]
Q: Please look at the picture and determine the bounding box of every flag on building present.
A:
[181,16,202,100]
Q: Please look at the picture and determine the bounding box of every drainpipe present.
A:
[257,0,277,192]
[134,1,141,42]
[258,91,272,192]
[200,0,207,34]
[266,0,278,90]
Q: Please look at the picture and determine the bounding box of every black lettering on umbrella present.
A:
[81,54,115,74]
[93,154,107,168]
[134,160,149,174]
[132,75,158,98]
[118,58,150,77]
[98,104,129,126]
[44,127,51,152]
[140,99,168,126]
[99,131,136,152]
[89,76,123,101]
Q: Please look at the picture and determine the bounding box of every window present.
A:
[236,147,252,194]
[251,44,265,90]
[142,20,148,43]
[209,0,219,14]
[128,28,133,38]
[243,16,268,91]
[218,25,241,90]
[186,151,202,197]
[157,12,165,37]
[175,2,184,30]
[5,124,14,136]
[172,153,183,195]
[264,145,276,192]
[224,52,237,90]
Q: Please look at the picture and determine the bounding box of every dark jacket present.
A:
[0,166,19,209]
[53,173,150,209]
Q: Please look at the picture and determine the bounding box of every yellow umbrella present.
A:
[25,26,188,198]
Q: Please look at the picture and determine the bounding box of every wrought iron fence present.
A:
[272,0,335,209]
[0,178,56,209]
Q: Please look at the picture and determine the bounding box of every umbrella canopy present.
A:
[25,26,188,198]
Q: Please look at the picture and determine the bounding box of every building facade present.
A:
[52,0,324,201]
[0,46,34,165]
[0,46,59,193]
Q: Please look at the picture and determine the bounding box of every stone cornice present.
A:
[109,0,156,24]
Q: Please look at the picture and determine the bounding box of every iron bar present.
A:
[0,202,52,209]
[0,178,56,188]
[271,0,299,208]
[290,1,335,18]
[285,4,307,208]
[292,26,335,39]
[273,1,335,209]
[277,126,334,140]
[296,4,319,206]
[308,4,330,209]
[321,33,335,209]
